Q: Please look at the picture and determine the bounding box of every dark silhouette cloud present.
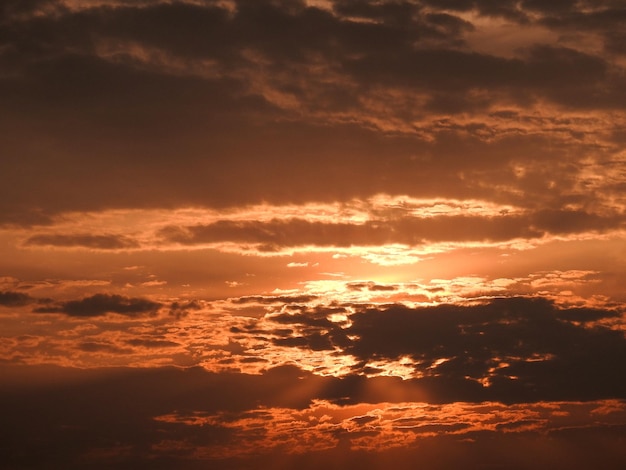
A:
[232,294,319,304]
[125,338,180,349]
[25,233,140,249]
[158,210,624,248]
[252,297,626,402]
[34,293,161,317]
[0,290,36,307]
[1,363,625,469]
[78,341,133,354]
[168,300,203,318]
[530,209,624,234]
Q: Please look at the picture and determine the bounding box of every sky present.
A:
[1,0,626,468]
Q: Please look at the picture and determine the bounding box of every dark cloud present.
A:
[1,363,625,469]
[231,294,319,304]
[261,297,626,402]
[347,282,398,292]
[0,290,36,307]
[0,0,623,223]
[78,341,133,354]
[517,1,626,58]
[25,233,140,249]
[158,210,624,249]
[604,30,626,55]
[530,209,624,235]
[421,0,621,24]
[554,306,622,323]
[168,300,203,318]
[273,331,334,351]
[125,338,180,349]
[0,0,58,21]
[34,293,161,317]
[521,0,578,14]
[538,3,626,31]
[344,44,608,102]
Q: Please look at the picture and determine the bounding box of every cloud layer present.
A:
[34,293,162,317]
[1,2,625,468]
[2,363,625,469]
[1,0,625,224]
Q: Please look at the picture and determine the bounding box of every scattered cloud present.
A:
[1,1,625,467]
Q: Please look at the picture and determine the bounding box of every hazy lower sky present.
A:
[1,1,625,468]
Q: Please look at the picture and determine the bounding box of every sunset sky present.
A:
[1,0,626,468]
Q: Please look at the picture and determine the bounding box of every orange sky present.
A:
[1,0,625,468]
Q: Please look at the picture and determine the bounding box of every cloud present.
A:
[125,338,180,349]
[168,300,203,318]
[1,363,625,469]
[344,44,609,104]
[347,282,398,292]
[0,290,36,307]
[33,293,162,317]
[157,210,624,249]
[0,0,624,224]
[77,341,133,354]
[243,297,626,402]
[232,294,319,304]
[0,2,623,466]
[530,209,624,234]
[24,233,140,249]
